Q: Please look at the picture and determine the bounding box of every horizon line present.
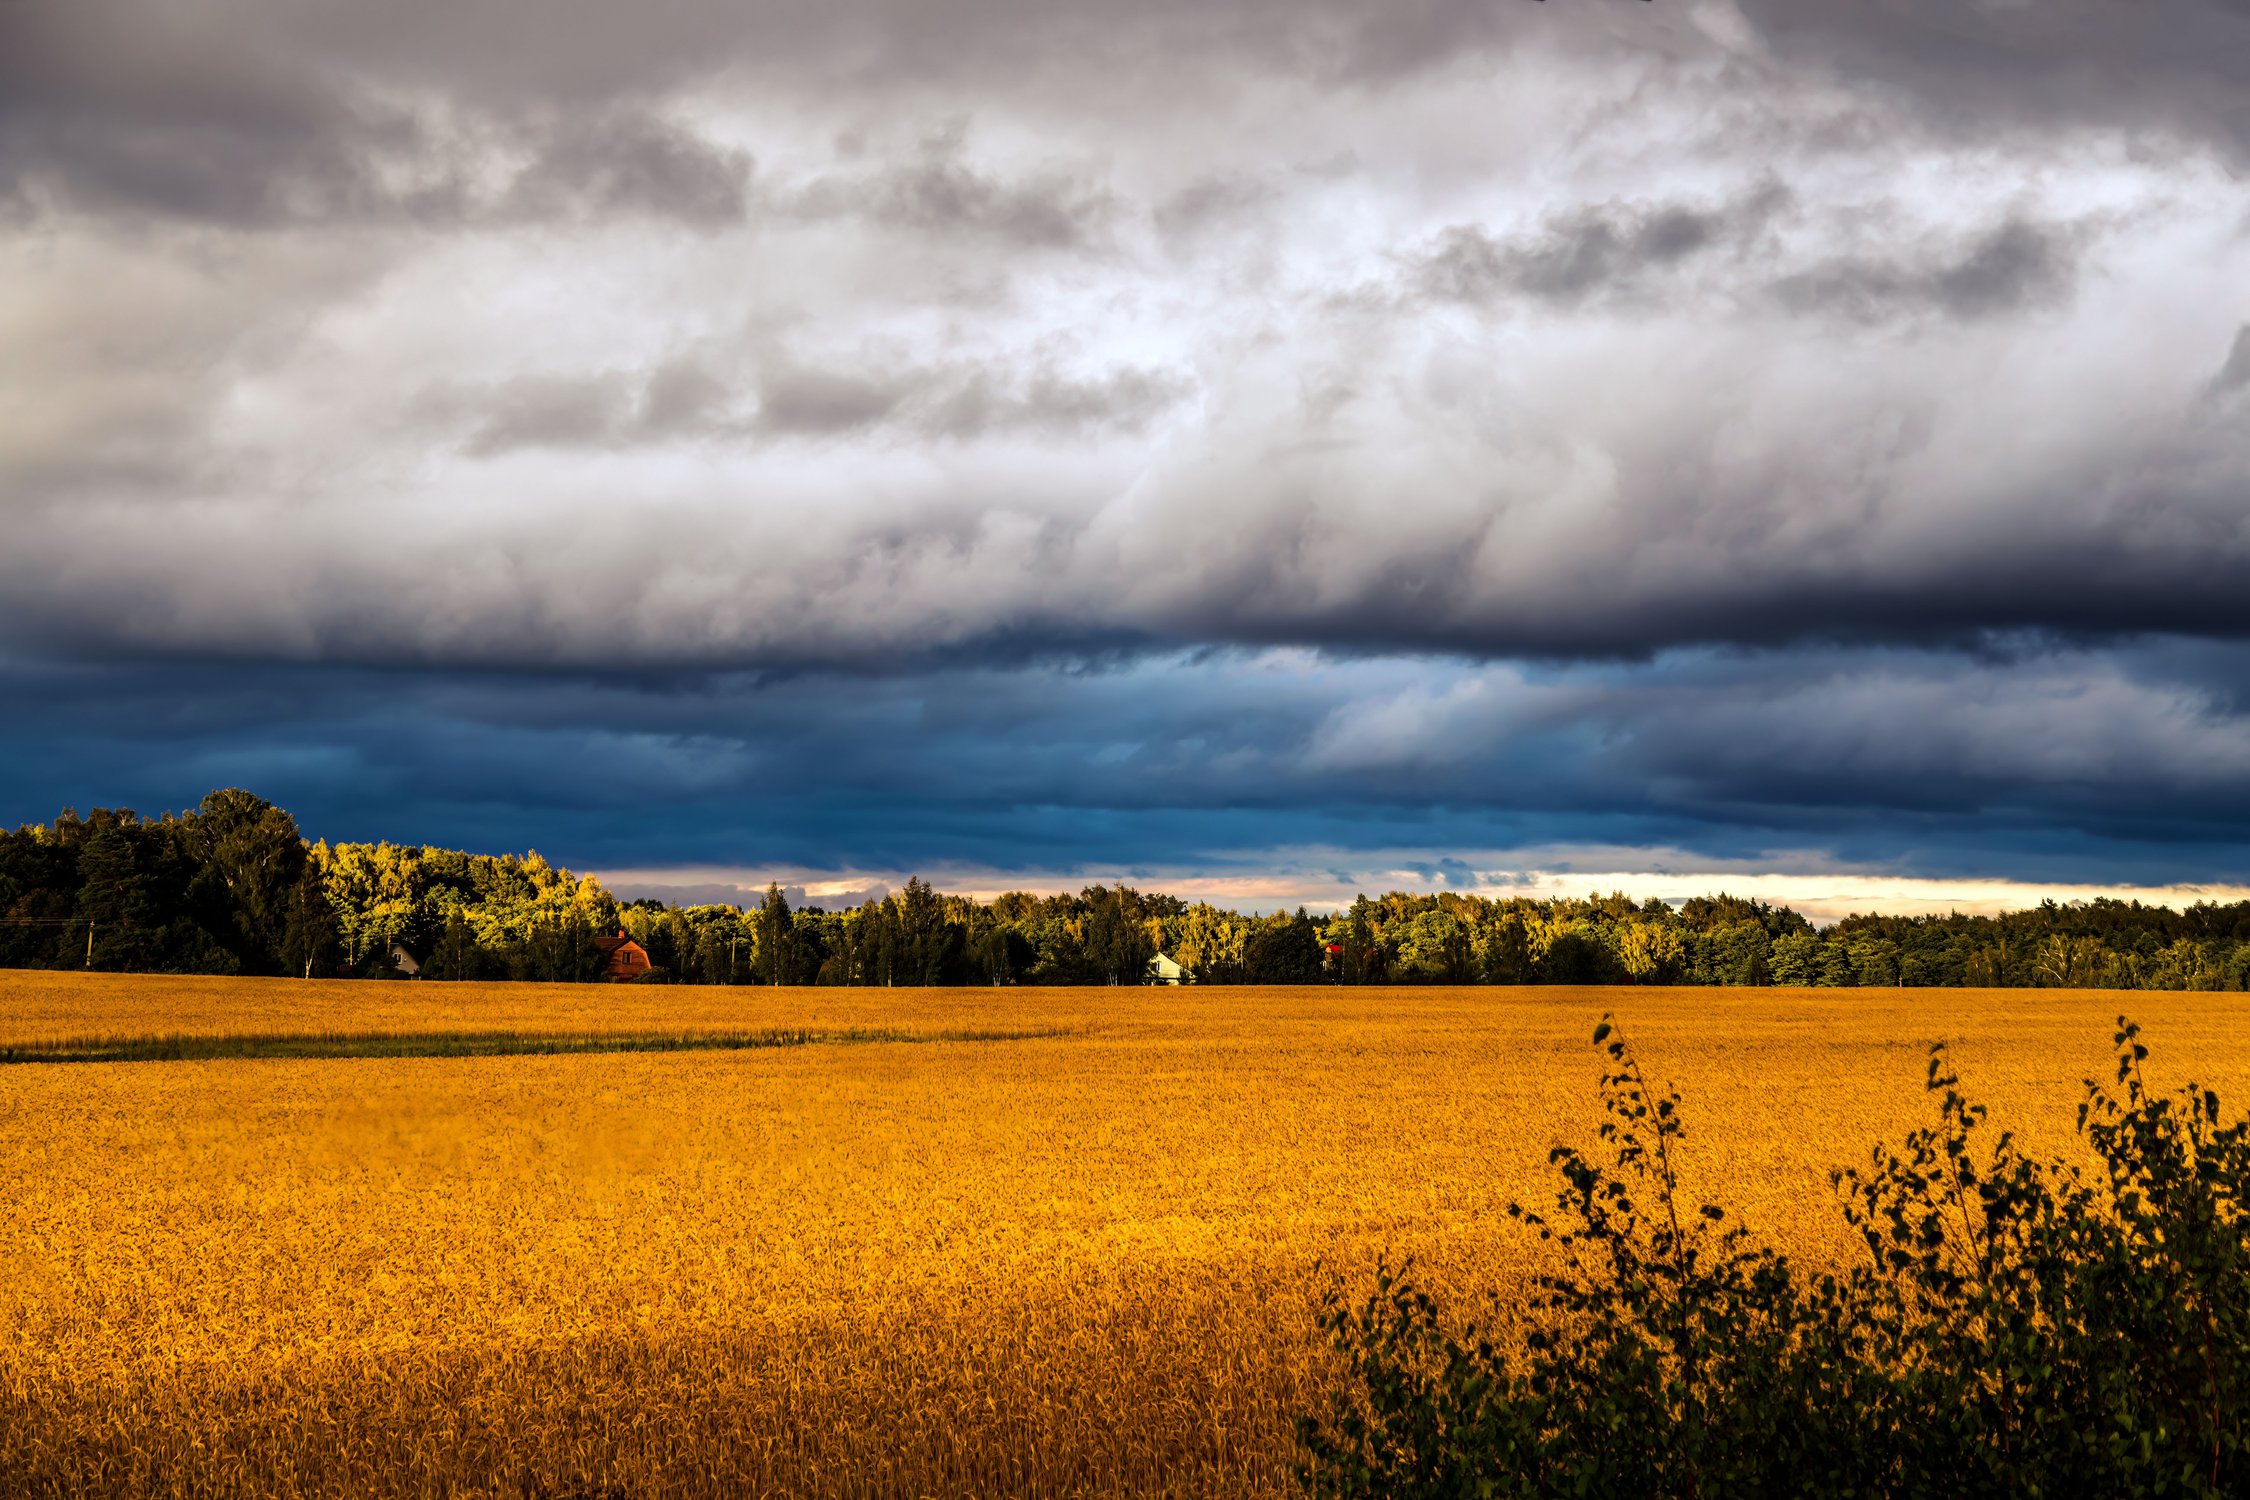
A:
[587,865,2250,927]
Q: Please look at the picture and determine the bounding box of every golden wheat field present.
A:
[3,973,2248,1498]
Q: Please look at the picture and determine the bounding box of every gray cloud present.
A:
[0,8,752,227]
[788,125,1113,250]
[0,7,404,224]
[9,271,2249,670]
[14,0,2250,237]
[916,367,1191,441]
[640,358,733,434]
[754,360,911,435]
[1734,0,2250,156]
[1771,217,2079,322]
[1154,173,1283,243]
[503,112,752,225]
[1417,194,2087,325]
[2216,326,2250,394]
[1419,183,1792,306]
[752,353,1188,439]
[459,374,637,454]
[438,352,1188,454]
[5,0,2249,680]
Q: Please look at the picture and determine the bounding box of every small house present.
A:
[1150,952,1187,984]
[389,943,422,978]
[595,930,654,982]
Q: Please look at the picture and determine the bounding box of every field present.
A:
[4,974,2248,1497]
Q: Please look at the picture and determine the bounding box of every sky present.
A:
[5,0,2250,918]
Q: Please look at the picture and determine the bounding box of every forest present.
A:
[6,790,2250,989]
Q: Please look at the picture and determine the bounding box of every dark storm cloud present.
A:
[1733,0,2250,156]
[8,645,2250,886]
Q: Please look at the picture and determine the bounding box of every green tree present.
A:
[1478,908,1533,984]
[424,905,482,981]
[1245,909,1323,984]
[1846,934,1899,987]
[1394,908,1476,984]
[1084,885,1157,985]
[893,877,959,985]
[972,922,1032,985]
[755,883,795,986]
[75,820,159,971]
[693,913,743,984]
[1176,902,1251,983]
[183,789,307,973]
[278,858,338,979]
[1537,927,1616,985]
[1329,899,1385,984]
[1814,939,1856,987]
[1769,930,1821,986]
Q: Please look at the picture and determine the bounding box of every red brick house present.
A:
[595,931,655,982]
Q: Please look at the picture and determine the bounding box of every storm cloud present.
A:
[11,645,2250,896]
[5,0,2249,892]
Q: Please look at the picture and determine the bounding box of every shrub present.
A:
[1299,1017,2250,1498]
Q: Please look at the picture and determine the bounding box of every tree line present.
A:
[7,790,2250,989]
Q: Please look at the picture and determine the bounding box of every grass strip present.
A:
[0,1026,1070,1064]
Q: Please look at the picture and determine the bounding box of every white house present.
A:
[1150,952,1187,984]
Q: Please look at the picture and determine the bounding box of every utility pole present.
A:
[85,920,94,969]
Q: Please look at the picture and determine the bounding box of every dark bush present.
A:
[1299,1017,2250,1498]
